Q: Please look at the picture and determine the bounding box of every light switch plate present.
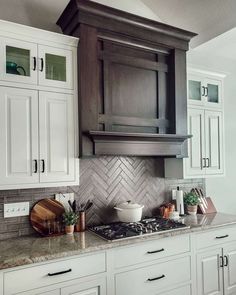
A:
[4,202,30,218]
[55,193,74,211]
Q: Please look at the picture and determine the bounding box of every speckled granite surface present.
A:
[0,212,236,271]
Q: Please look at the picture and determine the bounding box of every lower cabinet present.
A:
[115,256,191,295]
[196,241,236,295]
[15,279,106,295]
[196,247,224,295]
[2,226,236,295]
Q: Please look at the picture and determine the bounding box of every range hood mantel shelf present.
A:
[89,131,192,157]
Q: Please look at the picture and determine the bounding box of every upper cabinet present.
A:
[38,45,73,89]
[0,20,79,190]
[0,21,76,90]
[0,38,38,85]
[188,69,222,109]
[165,68,225,179]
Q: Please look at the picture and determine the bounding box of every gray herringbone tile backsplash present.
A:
[0,157,204,240]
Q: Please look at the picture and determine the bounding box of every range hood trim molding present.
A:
[89,131,192,157]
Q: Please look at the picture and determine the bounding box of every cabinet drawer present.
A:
[114,234,190,268]
[160,285,191,295]
[195,226,236,250]
[4,252,106,295]
[115,256,191,295]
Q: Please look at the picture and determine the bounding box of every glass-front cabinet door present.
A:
[205,78,221,108]
[188,73,222,109]
[0,37,38,84]
[188,74,204,106]
[38,45,73,89]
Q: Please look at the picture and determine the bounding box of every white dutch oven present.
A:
[114,201,144,223]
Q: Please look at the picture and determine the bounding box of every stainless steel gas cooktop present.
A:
[89,217,190,241]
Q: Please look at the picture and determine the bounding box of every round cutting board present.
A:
[30,198,65,236]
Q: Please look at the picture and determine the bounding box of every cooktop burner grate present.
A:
[89,217,189,241]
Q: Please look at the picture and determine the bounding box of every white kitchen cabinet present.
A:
[0,87,39,185]
[4,253,106,295]
[0,37,38,85]
[38,45,73,89]
[115,256,191,295]
[205,110,223,175]
[165,108,224,178]
[39,91,75,183]
[188,69,223,109]
[0,20,76,90]
[0,87,78,189]
[185,108,205,177]
[165,68,225,179]
[61,278,106,295]
[0,20,79,189]
[196,247,224,295]
[223,243,236,295]
[196,243,236,295]
[194,226,236,295]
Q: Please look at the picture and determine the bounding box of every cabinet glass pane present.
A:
[6,46,30,77]
[189,80,201,101]
[207,83,219,103]
[45,53,66,82]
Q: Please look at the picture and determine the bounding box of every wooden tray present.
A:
[30,198,65,236]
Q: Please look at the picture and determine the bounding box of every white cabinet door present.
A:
[205,111,224,175]
[158,285,191,295]
[39,91,75,183]
[38,45,73,89]
[61,278,106,295]
[0,87,39,185]
[196,248,224,295]
[223,243,236,295]
[204,78,222,109]
[188,74,205,106]
[17,289,60,295]
[185,108,205,177]
[0,37,38,85]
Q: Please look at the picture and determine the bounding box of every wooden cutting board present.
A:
[30,198,65,236]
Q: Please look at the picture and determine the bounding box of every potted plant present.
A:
[63,210,78,234]
[184,192,200,215]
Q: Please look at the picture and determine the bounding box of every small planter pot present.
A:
[65,225,75,235]
[187,205,198,215]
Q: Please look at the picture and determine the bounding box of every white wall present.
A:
[188,51,236,214]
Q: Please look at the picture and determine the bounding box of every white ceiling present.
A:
[0,0,235,50]
[189,27,236,62]
[142,0,236,47]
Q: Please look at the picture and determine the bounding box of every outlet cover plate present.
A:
[4,202,30,218]
[55,193,74,211]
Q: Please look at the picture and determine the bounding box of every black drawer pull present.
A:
[48,268,72,276]
[216,235,229,239]
[147,274,165,282]
[147,248,164,254]
[33,57,36,71]
[224,255,229,267]
[219,256,224,267]
[40,58,44,72]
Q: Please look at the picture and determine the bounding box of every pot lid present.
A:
[116,201,144,210]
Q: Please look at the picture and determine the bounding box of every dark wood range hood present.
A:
[57,0,196,157]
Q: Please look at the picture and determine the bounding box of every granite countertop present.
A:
[1,212,236,271]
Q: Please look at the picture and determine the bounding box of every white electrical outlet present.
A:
[4,202,30,218]
[55,193,75,211]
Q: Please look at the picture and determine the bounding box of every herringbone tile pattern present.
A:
[0,156,204,239]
